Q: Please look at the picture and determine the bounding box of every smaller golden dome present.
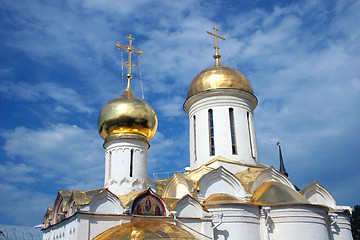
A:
[186,65,254,99]
[204,193,241,206]
[97,82,158,140]
[93,220,198,240]
[252,182,309,206]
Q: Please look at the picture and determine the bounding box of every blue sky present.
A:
[0,0,359,226]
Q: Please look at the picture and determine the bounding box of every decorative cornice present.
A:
[184,88,258,114]
[104,133,150,148]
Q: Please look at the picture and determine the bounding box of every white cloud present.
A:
[154,95,184,117]
[1,124,104,189]
[0,81,94,114]
[0,183,53,226]
[0,0,359,227]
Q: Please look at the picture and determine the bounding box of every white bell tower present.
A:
[183,27,258,170]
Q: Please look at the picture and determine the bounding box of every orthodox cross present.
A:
[115,34,145,79]
[207,26,225,65]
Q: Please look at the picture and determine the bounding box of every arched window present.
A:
[193,115,197,161]
[130,149,134,177]
[208,109,215,156]
[229,108,237,154]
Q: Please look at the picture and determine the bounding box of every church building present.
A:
[42,28,353,240]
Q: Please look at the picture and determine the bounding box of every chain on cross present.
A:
[115,34,145,79]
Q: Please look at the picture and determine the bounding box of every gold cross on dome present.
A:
[207,26,225,59]
[115,34,145,79]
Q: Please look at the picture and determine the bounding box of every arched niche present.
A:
[251,167,295,193]
[89,189,124,214]
[175,195,207,218]
[131,189,167,216]
[197,167,246,198]
[163,173,194,199]
[301,181,337,209]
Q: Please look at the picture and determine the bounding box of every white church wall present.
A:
[209,204,261,240]
[88,216,126,239]
[330,212,353,240]
[174,196,213,240]
[265,204,330,240]
[175,218,213,240]
[42,216,79,240]
[75,213,131,240]
[206,159,251,175]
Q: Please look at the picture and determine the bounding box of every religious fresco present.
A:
[132,191,165,216]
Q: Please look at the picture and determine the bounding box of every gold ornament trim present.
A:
[105,133,149,145]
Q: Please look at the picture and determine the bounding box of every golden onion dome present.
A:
[186,65,254,99]
[93,220,198,240]
[97,81,158,140]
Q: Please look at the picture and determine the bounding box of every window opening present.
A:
[130,149,134,177]
[193,115,197,161]
[108,151,112,179]
[208,109,215,156]
[229,108,237,154]
[247,112,255,158]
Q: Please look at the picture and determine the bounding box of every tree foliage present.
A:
[352,205,360,240]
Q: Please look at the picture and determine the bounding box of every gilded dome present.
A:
[204,193,241,206]
[252,182,309,206]
[186,65,254,99]
[93,220,198,239]
[97,82,158,140]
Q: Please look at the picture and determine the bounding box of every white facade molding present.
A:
[300,181,338,210]
[184,88,258,114]
[197,167,246,198]
[163,173,192,199]
[175,195,208,218]
[88,190,124,214]
[186,164,215,181]
[251,167,295,193]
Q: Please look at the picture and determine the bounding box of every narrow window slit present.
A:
[208,109,215,156]
[194,115,197,161]
[247,112,255,158]
[229,108,237,154]
[109,151,112,179]
[130,149,134,177]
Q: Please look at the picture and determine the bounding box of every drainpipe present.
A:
[263,206,271,240]
[170,211,212,240]
[212,213,224,230]
[329,213,338,226]
[211,213,224,240]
